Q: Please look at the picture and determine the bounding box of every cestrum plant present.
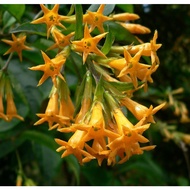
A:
[0,4,165,167]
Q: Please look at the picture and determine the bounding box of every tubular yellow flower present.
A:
[0,74,7,120]
[47,29,75,52]
[112,12,140,21]
[2,34,32,62]
[117,48,149,89]
[71,102,119,147]
[83,4,112,33]
[124,30,162,58]
[55,130,95,165]
[121,96,166,124]
[29,51,65,86]
[0,94,7,121]
[106,107,154,165]
[120,23,151,34]
[6,94,24,121]
[85,140,110,166]
[72,23,107,63]
[34,90,69,130]
[108,58,126,71]
[31,4,68,38]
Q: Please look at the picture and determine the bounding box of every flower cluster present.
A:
[0,4,165,166]
[28,4,166,165]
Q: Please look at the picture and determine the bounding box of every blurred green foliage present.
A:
[0,4,190,186]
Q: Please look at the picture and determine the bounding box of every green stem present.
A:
[1,52,13,71]
[86,58,101,84]
[74,5,83,40]
[16,150,23,174]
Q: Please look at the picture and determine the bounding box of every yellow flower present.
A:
[72,23,107,63]
[71,102,119,147]
[6,94,24,121]
[83,4,112,33]
[34,90,69,130]
[125,30,162,57]
[121,96,166,124]
[85,140,110,166]
[55,130,95,165]
[120,23,151,34]
[2,34,32,62]
[29,51,65,86]
[112,12,140,21]
[31,4,68,38]
[47,29,75,52]
[150,30,161,65]
[109,48,149,89]
[0,94,7,121]
[106,108,154,165]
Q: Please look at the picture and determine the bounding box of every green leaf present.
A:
[101,26,115,55]
[11,22,47,36]
[74,5,83,40]
[20,130,58,150]
[116,4,134,13]
[81,161,114,185]
[3,11,16,29]
[33,143,61,183]
[0,138,24,159]
[1,4,25,22]
[105,21,140,45]
[65,155,80,185]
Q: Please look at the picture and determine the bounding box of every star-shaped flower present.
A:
[2,34,32,62]
[71,102,119,147]
[29,51,66,86]
[126,30,162,57]
[6,94,24,121]
[72,23,107,63]
[121,96,166,124]
[31,4,68,38]
[47,29,75,52]
[83,4,112,33]
[55,130,95,165]
[34,91,69,129]
[118,48,150,88]
[106,107,154,164]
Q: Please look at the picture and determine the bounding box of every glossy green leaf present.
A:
[1,4,25,22]
[101,26,115,55]
[11,22,47,36]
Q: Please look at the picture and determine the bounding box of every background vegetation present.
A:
[0,4,190,186]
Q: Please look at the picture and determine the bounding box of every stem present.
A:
[33,9,43,20]
[86,58,101,84]
[1,53,13,71]
[16,150,23,173]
